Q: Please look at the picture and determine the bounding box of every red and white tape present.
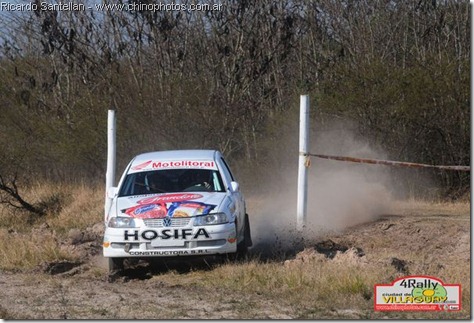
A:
[308,154,470,172]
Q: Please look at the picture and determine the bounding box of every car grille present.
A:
[144,218,191,228]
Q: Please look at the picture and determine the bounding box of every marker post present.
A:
[105,109,116,221]
[297,95,310,232]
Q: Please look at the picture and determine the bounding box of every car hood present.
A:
[115,192,227,219]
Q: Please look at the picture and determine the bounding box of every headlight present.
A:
[194,213,229,226]
[108,217,136,228]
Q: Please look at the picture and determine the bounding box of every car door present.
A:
[217,155,245,233]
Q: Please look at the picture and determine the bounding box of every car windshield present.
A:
[118,168,226,197]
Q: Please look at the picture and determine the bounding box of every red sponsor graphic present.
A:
[131,160,152,171]
[151,160,215,169]
[125,203,168,219]
[137,193,203,205]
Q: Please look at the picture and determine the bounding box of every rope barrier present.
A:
[307,153,470,172]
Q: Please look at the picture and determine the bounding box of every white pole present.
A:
[104,109,116,220]
[297,95,310,231]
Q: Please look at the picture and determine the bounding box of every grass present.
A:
[0,182,469,319]
[0,228,77,270]
[195,257,383,311]
[393,198,470,217]
[0,181,103,270]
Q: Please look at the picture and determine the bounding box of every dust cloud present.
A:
[247,122,396,257]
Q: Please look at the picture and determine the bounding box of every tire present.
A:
[236,214,252,257]
[244,213,253,248]
[108,257,124,272]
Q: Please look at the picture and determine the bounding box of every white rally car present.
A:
[103,150,252,271]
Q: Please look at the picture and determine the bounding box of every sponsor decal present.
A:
[125,202,168,219]
[131,160,153,171]
[137,193,203,205]
[124,228,211,241]
[374,276,461,311]
[130,160,217,172]
[123,194,216,219]
[167,202,215,218]
[151,160,216,170]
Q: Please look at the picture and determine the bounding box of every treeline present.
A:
[0,0,469,194]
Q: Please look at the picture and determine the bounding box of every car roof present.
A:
[132,149,219,164]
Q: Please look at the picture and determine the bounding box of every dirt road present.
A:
[0,201,469,319]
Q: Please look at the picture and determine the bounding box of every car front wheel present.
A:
[108,257,124,272]
[236,214,252,257]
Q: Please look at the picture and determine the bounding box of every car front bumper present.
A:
[103,222,237,258]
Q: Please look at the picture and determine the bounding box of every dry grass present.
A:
[0,181,103,230]
[0,182,104,270]
[194,257,385,315]
[0,182,469,319]
[0,229,76,270]
[393,198,470,217]
[44,183,103,233]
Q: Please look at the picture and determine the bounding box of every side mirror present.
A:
[230,181,239,193]
[107,186,118,199]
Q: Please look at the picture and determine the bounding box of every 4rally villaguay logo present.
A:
[374,275,461,311]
